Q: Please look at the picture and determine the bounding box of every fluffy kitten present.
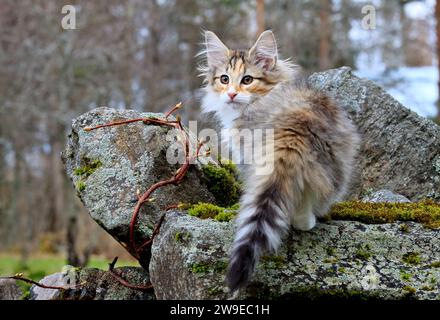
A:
[199,30,359,293]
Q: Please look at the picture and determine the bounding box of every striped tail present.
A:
[226,173,291,292]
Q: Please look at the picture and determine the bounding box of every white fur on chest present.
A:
[201,88,241,130]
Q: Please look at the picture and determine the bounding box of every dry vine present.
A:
[84,102,206,290]
[3,102,205,293]
[0,273,81,291]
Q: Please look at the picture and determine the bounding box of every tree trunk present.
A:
[256,0,265,36]
[399,2,409,65]
[66,216,80,266]
[44,139,65,232]
[436,0,440,123]
[66,215,91,267]
[145,0,161,112]
[318,0,332,70]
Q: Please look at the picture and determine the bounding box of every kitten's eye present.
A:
[220,75,229,84]
[241,75,254,85]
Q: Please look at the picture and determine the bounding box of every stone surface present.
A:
[62,67,440,300]
[62,108,215,267]
[0,279,22,300]
[309,67,440,202]
[150,212,440,300]
[362,189,411,203]
[30,267,155,300]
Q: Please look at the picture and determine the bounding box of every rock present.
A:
[0,279,22,300]
[362,189,411,203]
[63,68,440,300]
[30,272,66,300]
[308,67,440,202]
[149,68,440,299]
[30,267,155,300]
[62,107,215,267]
[150,212,440,300]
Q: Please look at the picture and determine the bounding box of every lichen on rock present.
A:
[30,267,155,300]
[62,107,217,267]
[308,67,440,202]
[61,67,440,300]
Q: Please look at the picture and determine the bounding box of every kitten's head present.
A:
[199,30,296,126]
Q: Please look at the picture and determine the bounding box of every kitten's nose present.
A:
[228,92,238,100]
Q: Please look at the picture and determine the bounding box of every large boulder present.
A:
[150,212,440,300]
[309,67,440,201]
[62,67,440,300]
[62,108,215,267]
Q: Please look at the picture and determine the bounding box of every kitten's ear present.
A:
[249,30,278,70]
[204,31,229,68]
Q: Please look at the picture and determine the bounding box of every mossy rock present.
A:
[74,158,102,178]
[187,202,239,222]
[201,160,242,207]
[329,200,440,229]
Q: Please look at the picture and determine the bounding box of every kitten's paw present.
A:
[293,214,316,231]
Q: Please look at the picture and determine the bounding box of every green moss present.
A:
[400,272,412,281]
[402,252,421,265]
[190,262,210,274]
[399,224,410,233]
[207,286,225,296]
[260,255,286,269]
[427,261,440,268]
[20,290,31,300]
[174,232,182,241]
[189,260,228,274]
[174,231,191,243]
[74,158,102,192]
[74,158,102,178]
[187,202,238,222]
[403,286,416,295]
[188,203,222,219]
[326,247,336,256]
[338,267,346,273]
[421,285,434,291]
[214,211,237,222]
[201,160,242,207]
[213,260,228,272]
[329,200,440,229]
[354,244,371,261]
[76,181,86,191]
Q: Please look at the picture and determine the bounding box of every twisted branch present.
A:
[84,102,206,290]
[0,274,81,290]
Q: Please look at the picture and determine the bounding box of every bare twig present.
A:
[164,102,182,119]
[107,257,153,291]
[137,213,166,251]
[0,274,80,290]
[84,102,206,290]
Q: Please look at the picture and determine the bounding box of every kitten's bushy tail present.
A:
[226,161,292,292]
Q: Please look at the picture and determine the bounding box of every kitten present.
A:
[199,30,360,293]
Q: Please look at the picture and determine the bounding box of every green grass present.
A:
[0,255,139,280]
[0,254,139,299]
[0,255,139,279]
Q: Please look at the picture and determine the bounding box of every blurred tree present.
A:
[319,0,332,70]
[256,0,265,36]
[436,0,440,123]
